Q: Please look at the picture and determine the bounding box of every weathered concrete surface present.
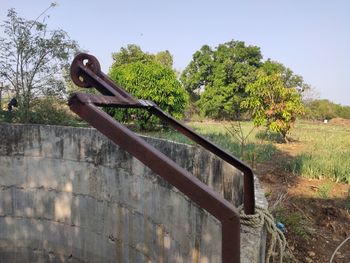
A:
[0,124,267,262]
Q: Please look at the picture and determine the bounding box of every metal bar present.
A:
[149,107,255,215]
[75,92,255,215]
[68,95,241,263]
[73,93,144,108]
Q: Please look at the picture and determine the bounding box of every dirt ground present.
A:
[256,143,350,262]
[329,117,350,127]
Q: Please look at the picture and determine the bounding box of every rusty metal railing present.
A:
[68,53,256,263]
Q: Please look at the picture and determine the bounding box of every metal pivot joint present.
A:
[69,53,256,263]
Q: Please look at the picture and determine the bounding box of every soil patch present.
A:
[255,142,350,263]
[329,117,350,127]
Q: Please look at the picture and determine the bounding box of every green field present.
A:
[286,121,350,183]
[142,120,350,184]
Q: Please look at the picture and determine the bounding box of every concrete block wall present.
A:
[0,124,266,262]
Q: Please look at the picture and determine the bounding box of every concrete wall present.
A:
[0,124,266,263]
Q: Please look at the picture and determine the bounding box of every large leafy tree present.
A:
[181,40,262,119]
[108,45,187,130]
[0,7,78,122]
[111,44,173,69]
[180,45,214,101]
[262,59,308,90]
[241,61,305,142]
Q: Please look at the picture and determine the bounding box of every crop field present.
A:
[144,119,350,184]
[285,120,350,183]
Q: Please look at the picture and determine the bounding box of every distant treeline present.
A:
[303,99,350,120]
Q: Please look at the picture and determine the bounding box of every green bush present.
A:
[108,61,188,130]
[0,97,81,126]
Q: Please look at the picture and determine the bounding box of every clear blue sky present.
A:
[1,0,349,105]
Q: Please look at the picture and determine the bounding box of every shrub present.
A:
[0,97,81,126]
[108,61,188,130]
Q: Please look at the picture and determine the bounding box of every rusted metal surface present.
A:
[69,53,257,263]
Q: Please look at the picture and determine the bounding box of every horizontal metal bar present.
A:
[71,93,144,108]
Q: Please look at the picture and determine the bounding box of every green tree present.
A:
[336,105,350,119]
[181,40,263,119]
[303,99,350,120]
[111,44,154,67]
[242,65,304,142]
[180,45,214,101]
[108,61,188,130]
[262,60,308,90]
[155,50,173,68]
[0,6,78,122]
[111,44,173,69]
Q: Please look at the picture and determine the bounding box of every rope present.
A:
[329,236,350,263]
[239,205,290,263]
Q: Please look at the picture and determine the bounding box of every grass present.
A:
[141,121,276,167]
[316,183,333,199]
[142,119,350,184]
[282,121,350,184]
[273,206,311,240]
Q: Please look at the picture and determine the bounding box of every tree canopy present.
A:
[0,7,78,122]
[303,99,350,120]
[241,61,305,142]
[108,46,187,129]
[111,44,173,69]
[180,40,263,119]
[181,40,308,141]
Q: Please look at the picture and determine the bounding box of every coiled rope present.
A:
[239,205,291,263]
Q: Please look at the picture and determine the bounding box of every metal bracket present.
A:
[69,53,256,263]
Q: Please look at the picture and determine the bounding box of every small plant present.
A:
[316,183,333,199]
[224,120,256,157]
[273,206,311,240]
[255,129,285,143]
[345,190,350,211]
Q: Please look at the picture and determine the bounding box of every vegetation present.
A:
[316,183,333,199]
[111,44,173,69]
[0,6,78,123]
[181,40,262,118]
[274,206,311,240]
[142,120,350,184]
[142,121,276,168]
[281,121,350,183]
[0,96,81,126]
[242,61,305,142]
[108,46,188,129]
[303,99,350,120]
[181,41,306,140]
